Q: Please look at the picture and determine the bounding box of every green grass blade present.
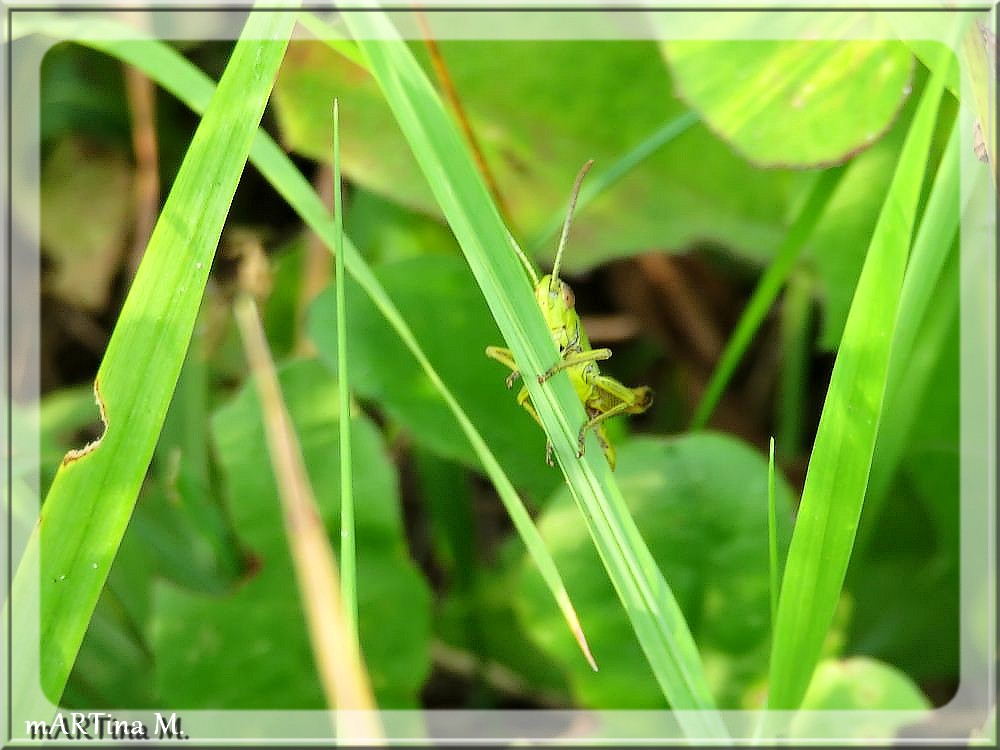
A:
[17,15,600,674]
[343,10,726,734]
[767,40,955,711]
[776,269,815,458]
[857,121,960,554]
[890,120,960,382]
[233,295,381,733]
[30,7,297,704]
[767,436,779,639]
[691,166,845,430]
[333,100,358,640]
[527,111,699,254]
[296,11,366,68]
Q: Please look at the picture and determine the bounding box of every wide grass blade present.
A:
[691,166,845,430]
[767,40,955,711]
[17,14,598,673]
[857,121,960,554]
[332,99,358,642]
[28,7,297,705]
[343,9,726,735]
[234,293,380,737]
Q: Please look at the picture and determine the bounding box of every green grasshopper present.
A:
[486,160,653,470]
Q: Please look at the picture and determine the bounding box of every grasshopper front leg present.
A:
[538,348,612,384]
[516,387,556,467]
[486,346,556,465]
[485,345,522,389]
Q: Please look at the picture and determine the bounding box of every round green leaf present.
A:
[791,657,931,739]
[662,41,913,167]
[274,39,801,271]
[512,433,795,709]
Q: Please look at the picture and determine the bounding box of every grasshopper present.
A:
[486,160,653,470]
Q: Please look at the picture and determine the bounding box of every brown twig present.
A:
[636,253,724,366]
[430,641,571,709]
[579,313,641,344]
[413,8,513,225]
[234,293,382,741]
[123,64,160,280]
[296,163,335,356]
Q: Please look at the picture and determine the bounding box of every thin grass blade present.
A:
[296,11,367,69]
[234,294,381,739]
[691,166,845,430]
[527,111,699,254]
[768,436,779,638]
[776,269,815,458]
[343,9,725,735]
[767,40,956,711]
[332,99,358,642]
[27,7,297,707]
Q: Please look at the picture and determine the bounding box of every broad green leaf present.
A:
[415,453,574,706]
[847,558,958,683]
[153,359,432,708]
[345,187,462,266]
[29,8,297,709]
[513,435,794,709]
[434,573,574,707]
[308,256,559,501]
[661,41,913,167]
[791,658,930,739]
[767,39,954,711]
[40,42,131,145]
[262,236,309,359]
[274,37,801,272]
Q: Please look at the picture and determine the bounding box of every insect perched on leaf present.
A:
[485,160,653,470]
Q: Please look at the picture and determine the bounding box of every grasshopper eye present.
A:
[562,284,575,309]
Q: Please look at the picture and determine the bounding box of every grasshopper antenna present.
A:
[506,229,539,287]
[551,158,594,288]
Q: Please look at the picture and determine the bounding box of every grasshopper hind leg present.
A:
[575,411,617,469]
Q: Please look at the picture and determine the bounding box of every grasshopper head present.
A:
[536,274,576,329]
